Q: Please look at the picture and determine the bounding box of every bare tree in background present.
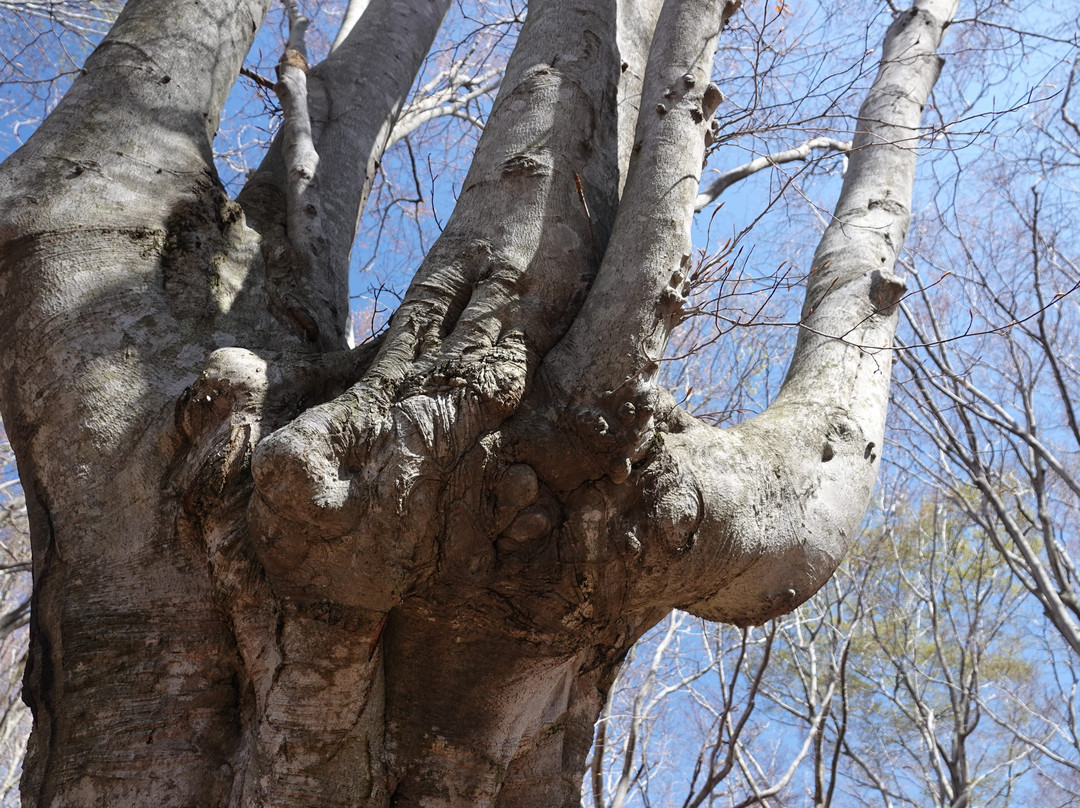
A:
[896,140,1080,656]
[0,423,29,806]
[593,489,1070,807]
[586,608,840,808]
[836,495,1041,808]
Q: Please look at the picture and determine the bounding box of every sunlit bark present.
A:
[0,1,956,806]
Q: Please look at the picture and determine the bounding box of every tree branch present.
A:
[647,0,958,626]
[2,0,273,216]
[388,69,502,144]
[239,0,454,344]
[548,0,738,409]
[694,136,851,212]
[276,1,325,279]
[329,0,370,52]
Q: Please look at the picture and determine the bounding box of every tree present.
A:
[585,608,840,808]
[830,494,1040,808]
[897,190,1080,655]
[0,421,28,806]
[589,489,1065,808]
[0,0,122,139]
[0,0,957,806]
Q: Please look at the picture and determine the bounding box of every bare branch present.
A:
[239,0,454,344]
[276,1,325,275]
[695,137,851,212]
[388,69,502,144]
[329,0,370,52]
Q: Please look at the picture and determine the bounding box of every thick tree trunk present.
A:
[0,0,956,806]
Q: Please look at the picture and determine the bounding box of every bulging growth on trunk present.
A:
[0,0,957,805]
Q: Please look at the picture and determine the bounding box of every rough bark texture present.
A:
[0,0,956,806]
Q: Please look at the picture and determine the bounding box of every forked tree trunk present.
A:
[0,0,957,805]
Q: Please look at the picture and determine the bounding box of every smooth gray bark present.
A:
[239,0,453,346]
[0,0,956,806]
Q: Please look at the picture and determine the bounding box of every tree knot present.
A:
[279,48,309,74]
[572,380,657,483]
[702,83,724,119]
[869,269,906,314]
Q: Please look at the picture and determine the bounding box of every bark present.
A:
[238,0,454,346]
[0,0,956,806]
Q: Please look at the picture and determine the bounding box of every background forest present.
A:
[1,0,1078,805]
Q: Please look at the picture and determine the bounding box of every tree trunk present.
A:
[0,0,957,806]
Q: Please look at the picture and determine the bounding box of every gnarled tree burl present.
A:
[0,0,957,805]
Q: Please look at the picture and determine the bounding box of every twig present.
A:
[240,66,276,91]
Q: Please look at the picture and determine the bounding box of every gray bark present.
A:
[238,0,454,346]
[0,0,956,806]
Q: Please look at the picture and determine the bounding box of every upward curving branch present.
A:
[653,0,960,625]
[516,0,958,628]
[694,136,852,212]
